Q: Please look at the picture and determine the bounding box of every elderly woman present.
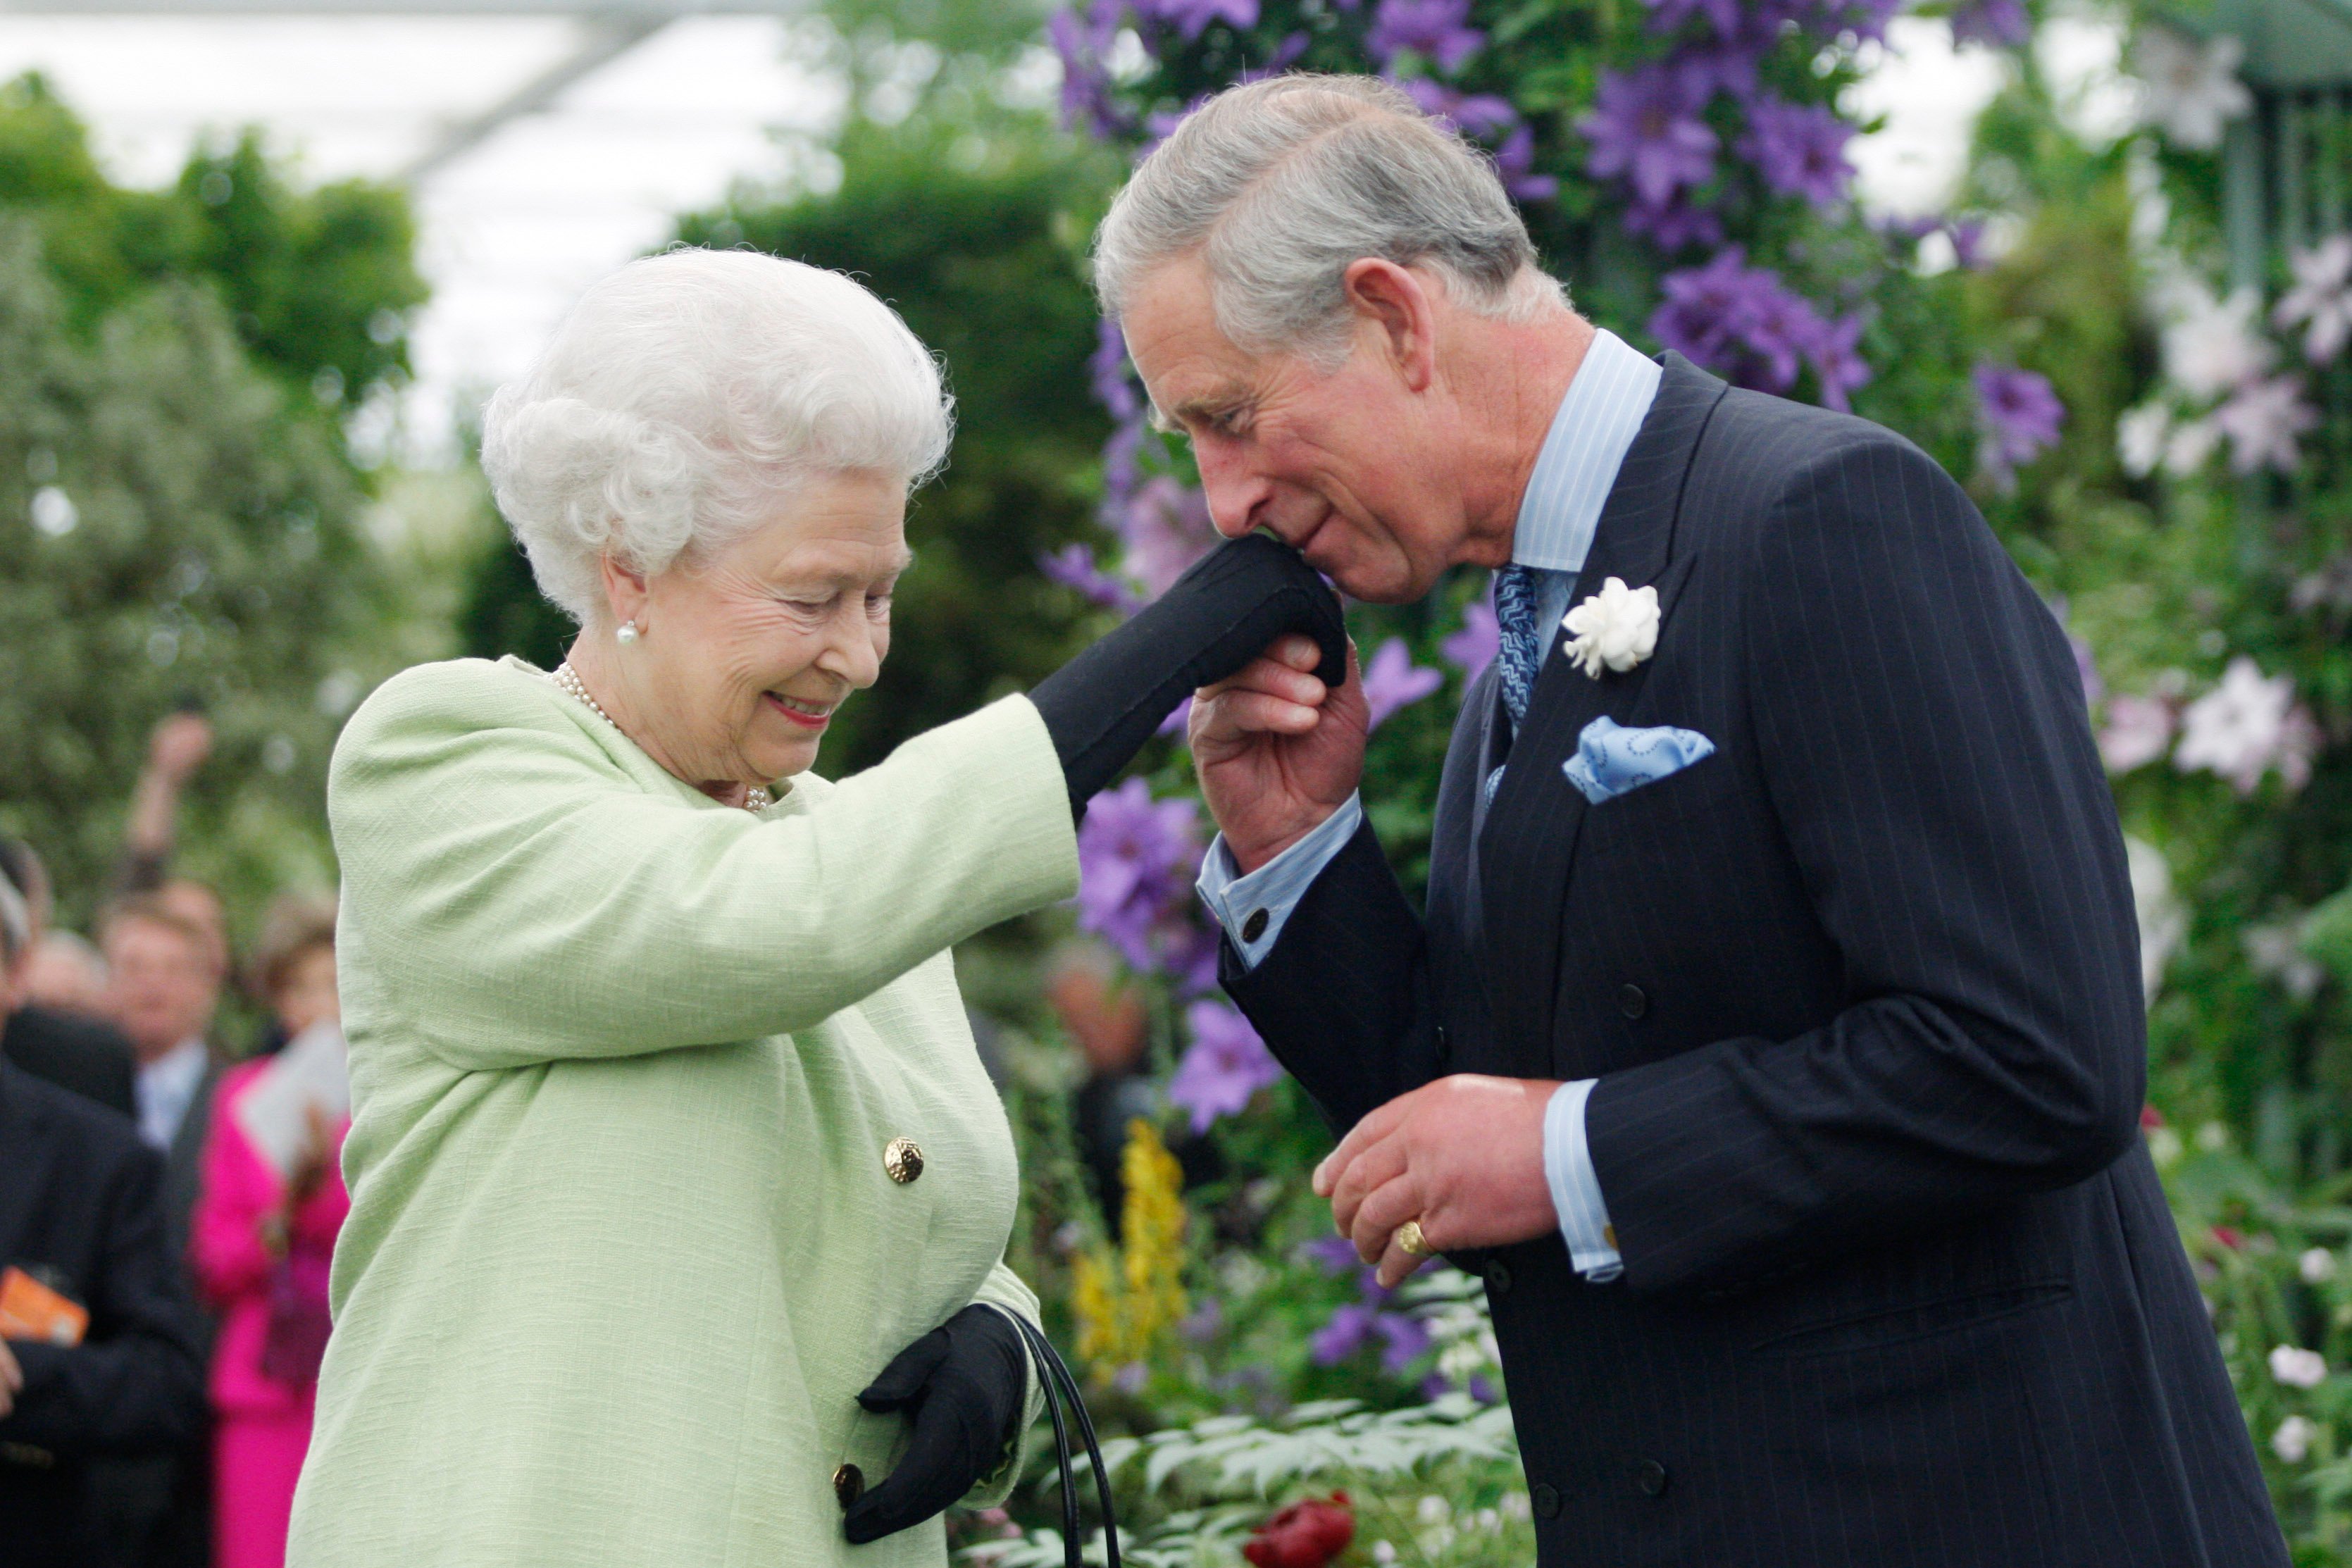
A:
[285,249,1340,1567]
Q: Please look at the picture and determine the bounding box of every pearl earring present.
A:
[616,620,640,645]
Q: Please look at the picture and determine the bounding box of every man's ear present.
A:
[1341,259,1439,394]
[599,552,652,632]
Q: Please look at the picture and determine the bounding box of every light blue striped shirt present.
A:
[1196,328,1661,1282]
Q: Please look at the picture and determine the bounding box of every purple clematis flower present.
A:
[1169,1000,1283,1132]
[1374,1312,1433,1374]
[1076,778,1206,976]
[1650,249,1863,404]
[1312,1301,1382,1364]
[1135,0,1258,40]
[1950,0,2031,48]
[1367,0,1486,73]
[1972,361,2065,490]
[1674,42,1765,102]
[1122,476,1221,599]
[1581,65,1718,208]
[1441,596,1500,683]
[1626,192,1726,251]
[1740,94,1853,207]
[1040,543,1141,613]
[1362,637,1445,730]
[1393,77,1519,139]
[1090,316,1140,423]
[1643,0,1746,35]
[1807,311,1872,413]
[1492,125,1558,202]
[1048,3,1130,139]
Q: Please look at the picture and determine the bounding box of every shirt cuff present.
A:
[1195,794,1364,971]
[1543,1079,1623,1282]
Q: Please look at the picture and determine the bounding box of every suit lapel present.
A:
[1475,354,1728,1066]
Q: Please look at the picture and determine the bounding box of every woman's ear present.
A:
[599,552,652,635]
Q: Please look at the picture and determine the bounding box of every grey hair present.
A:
[1093,74,1566,364]
[480,248,954,627]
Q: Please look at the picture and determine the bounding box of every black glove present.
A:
[841,1304,1028,1545]
[1030,532,1348,814]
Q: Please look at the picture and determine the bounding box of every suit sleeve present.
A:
[1219,820,1446,1136]
[1585,433,2146,1295]
[2,1140,206,1455]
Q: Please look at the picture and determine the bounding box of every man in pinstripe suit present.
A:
[1098,75,2288,1567]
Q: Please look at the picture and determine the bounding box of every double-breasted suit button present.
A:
[1635,1459,1668,1496]
[1433,1023,1450,1056]
[1486,1259,1512,1294]
[1241,908,1269,942]
[1531,1482,1562,1519]
[883,1137,924,1184]
[1617,983,1648,1020]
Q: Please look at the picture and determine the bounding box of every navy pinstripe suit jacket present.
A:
[1221,355,2288,1567]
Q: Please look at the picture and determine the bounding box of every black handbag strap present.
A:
[997,1309,1122,1568]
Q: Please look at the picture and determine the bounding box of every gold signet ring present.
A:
[1394,1220,1433,1258]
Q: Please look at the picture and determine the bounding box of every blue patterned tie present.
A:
[1493,563,1543,729]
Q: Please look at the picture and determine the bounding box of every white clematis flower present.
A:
[2274,1414,2317,1464]
[2270,1344,2328,1389]
[2134,28,2253,150]
[1562,576,1660,678]
[2160,283,2271,399]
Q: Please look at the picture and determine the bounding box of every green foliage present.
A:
[0,73,426,421]
[0,220,395,921]
[0,77,435,933]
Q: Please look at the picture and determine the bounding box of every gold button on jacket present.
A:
[884,1137,924,1184]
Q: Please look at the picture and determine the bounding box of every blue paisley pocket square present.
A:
[1562,716,1717,805]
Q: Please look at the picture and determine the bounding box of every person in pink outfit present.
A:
[190,897,347,1568]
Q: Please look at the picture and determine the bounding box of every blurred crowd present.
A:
[2,711,351,1568]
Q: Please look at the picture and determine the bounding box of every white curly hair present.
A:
[480,248,954,627]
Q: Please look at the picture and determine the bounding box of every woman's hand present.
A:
[1030,533,1348,814]
[841,1304,1028,1545]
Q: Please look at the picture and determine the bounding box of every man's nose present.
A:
[1195,445,1270,540]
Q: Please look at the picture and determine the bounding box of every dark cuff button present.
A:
[1486,1260,1512,1294]
[1635,1459,1668,1497]
[1242,908,1269,943]
[1617,983,1648,1020]
[1531,1482,1562,1519]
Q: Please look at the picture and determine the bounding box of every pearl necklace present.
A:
[550,662,772,813]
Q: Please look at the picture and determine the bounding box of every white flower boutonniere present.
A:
[1562,576,1660,678]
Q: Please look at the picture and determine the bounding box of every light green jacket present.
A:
[287,657,1079,1568]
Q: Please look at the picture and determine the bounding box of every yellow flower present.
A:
[1072,1119,1190,1382]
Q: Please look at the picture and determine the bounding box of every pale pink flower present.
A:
[2099,693,2177,773]
[2174,657,2317,795]
[2274,235,2352,364]
[2216,374,2319,474]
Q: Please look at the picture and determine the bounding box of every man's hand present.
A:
[1190,635,1369,871]
[1314,1075,1561,1288]
[0,1337,20,1420]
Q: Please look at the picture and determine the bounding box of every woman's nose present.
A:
[821,604,884,689]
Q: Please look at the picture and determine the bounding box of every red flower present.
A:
[2141,1104,2165,1130]
[1242,1492,1355,1568]
[2213,1226,2246,1250]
